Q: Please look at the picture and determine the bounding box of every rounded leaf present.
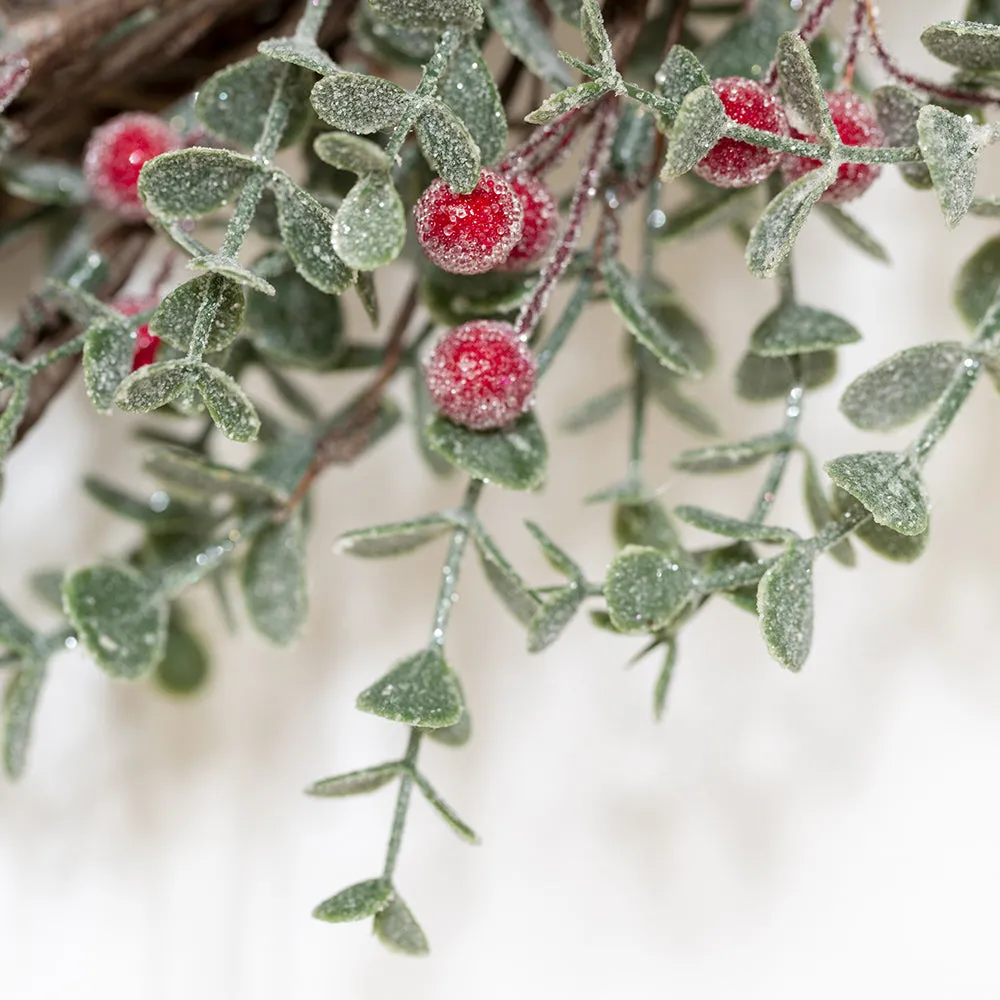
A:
[750,303,862,357]
[332,172,406,270]
[955,235,1000,328]
[604,545,693,634]
[310,73,410,134]
[150,274,246,352]
[824,451,929,536]
[138,148,259,221]
[757,546,814,672]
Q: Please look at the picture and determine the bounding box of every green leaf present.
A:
[524,520,581,579]
[612,103,655,179]
[3,661,45,780]
[313,878,393,923]
[307,763,404,797]
[776,31,837,142]
[655,45,710,118]
[872,86,933,190]
[374,896,430,956]
[817,204,890,263]
[653,638,676,721]
[831,486,928,563]
[193,364,260,443]
[802,454,856,568]
[243,514,307,646]
[150,275,245,353]
[2,158,88,206]
[604,546,693,634]
[257,36,340,75]
[699,0,797,80]
[473,529,541,625]
[0,596,37,658]
[560,384,628,432]
[426,706,472,747]
[313,132,392,175]
[188,254,276,296]
[425,412,548,491]
[413,769,479,843]
[603,260,700,376]
[580,0,614,71]
[271,173,354,294]
[144,447,283,504]
[917,104,982,228]
[662,86,728,180]
[335,515,455,558]
[757,545,814,672]
[746,163,838,278]
[420,267,533,326]
[524,80,612,125]
[310,72,410,134]
[824,451,930,536]
[674,505,798,544]
[736,350,837,401]
[441,38,507,167]
[332,171,406,270]
[955,235,1000,328]
[674,431,792,473]
[967,0,1000,24]
[29,570,66,612]
[699,541,760,614]
[83,476,200,532]
[613,499,683,557]
[416,99,481,194]
[0,375,29,457]
[63,565,169,679]
[369,0,483,30]
[485,0,575,89]
[357,648,464,729]
[656,187,758,243]
[839,343,966,431]
[115,359,198,413]
[195,56,311,149]
[527,585,584,652]
[155,615,209,695]
[750,302,862,357]
[922,20,1000,71]
[138,148,260,222]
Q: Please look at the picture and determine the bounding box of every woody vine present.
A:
[1,0,999,955]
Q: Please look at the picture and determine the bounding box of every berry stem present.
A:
[534,272,594,375]
[763,0,836,89]
[841,0,867,89]
[383,728,420,881]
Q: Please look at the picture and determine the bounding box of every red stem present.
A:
[500,106,584,177]
[763,0,836,89]
[841,0,866,88]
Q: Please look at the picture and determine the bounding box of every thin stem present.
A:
[430,479,483,646]
[502,107,586,177]
[383,729,421,880]
[627,345,647,489]
[910,357,980,466]
[294,0,333,41]
[842,0,867,88]
[25,331,88,373]
[747,382,803,524]
[723,123,921,163]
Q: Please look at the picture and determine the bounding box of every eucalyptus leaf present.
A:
[750,302,862,357]
[917,104,982,228]
[257,36,340,75]
[955,235,1000,328]
[922,20,1000,71]
[144,447,284,504]
[527,585,585,652]
[699,0,797,80]
[0,596,37,658]
[335,514,454,558]
[776,31,837,141]
[193,364,261,443]
[872,86,933,190]
[187,255,276,296]
[307,763,404,797]
[656,45,711,117]
[524,80,612,125]
[243,515,307,646]
[560,384,628,432]
[3,661,45,780]
[356,648,464,729]
[138,148,260,222]
[332,172,406,271]
[115,359,198,414]
[313,132,392,175]
[310,72,410,134]
[412,770,479,843]
[824,451,930,536]
[374,896,430,956]
[313,878,393,923]
[80,319,133,414]
[0,376,28,458]
[369,0,483,30]
[613,499,683,558]
[604,546,693,634]
[757,545,814,672]
[662,86,728,180]
[674,505,798,544]
[674,431,792,473]
[473,529,541,625]
[2,158,88,206]
[150,275,245,353]
[416,100,481,193]
[155,615,209,695]
[736,350,837,400]
[484,0,575,89]
[441,37,507,168]
[817,204,890,263]
[653,639,676,721]
[802,453,856,568]
[831,486,928,563]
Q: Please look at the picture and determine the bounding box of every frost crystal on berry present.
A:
[414,169,524,275]
[782,91,884,204]
[84,113,182,219]
[424,320,537,430]
[498,175,558,271]
[116,294,161,370]
[693,77,789,189]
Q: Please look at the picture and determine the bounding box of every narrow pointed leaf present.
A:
[524,521,581,578]
[922,20,1000,71]
[313,132,392,175]
[335,515,455,558]
[560,384,629,432]
[307,763,404,797]
[674,505,798,544]
[824,451,930,535]
[757,545,814,671]
[817,204,890,263]
[413,770,479,843]
[873,85,933,190]
[357,649,464,729]
[653,638,676,721]
[3,661,45,779]
[82,319,133,413]
[313,879,393,923]
[802,454,855,567]
[524,80,611,125]
[0,596,37,657]
[527,585,584,652]
[918,104,981,228]
[0,376,29,457]
[776,31,837,141]
[374,896,430,955]
[674,431,792,473]
[473,530,541,625]
[580,0,614,70]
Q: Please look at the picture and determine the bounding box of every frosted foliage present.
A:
[150,275,245,352]
[193,365,261,443]
[693,78,788,189]
[243,517,307,646]
[917,105,981,229]
[757,547,814,672]
[137,148,257,222]
[115,359,195,413]
[484,0,574,89]
[310,72,409,135]
[374,897,429,955]
[83,320,134,413]
[824,451,930,536]
[332,172,406,271]
[750,302,861,356]
[356,649,464,728]
[414,169,523,275]
[3,663,44,780]
[873,86,932,190]
[336,515,453,558]
[313,879,392,923]
[423,320,536,430]
[440,38,507,167]
[921,20,1000,71]
[368,0,483,31]
[604,545,693,634]
[415,100,481,194]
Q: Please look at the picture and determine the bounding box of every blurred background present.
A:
[3,1,1000,997]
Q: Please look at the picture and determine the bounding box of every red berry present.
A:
[84,113,182,219]
[498,175,558,271]
[116,294,161,370]
[781,91,884,204]
[414,169,524,275]
[424,320,537,430]
[693,77,789,189]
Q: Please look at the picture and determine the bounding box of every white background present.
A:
[3,2,1000,997]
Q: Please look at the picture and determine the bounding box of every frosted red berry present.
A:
[781,91,884,204]
[498,175,558,271]
[693,77,789,189]
[424,320,537,430]
[414,169,524,275]
[84,113,182,219]
[116,294,161,370]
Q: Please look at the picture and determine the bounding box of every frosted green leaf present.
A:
[700,542,759,614]
[674,430,792,474]
[1,158,88,206]
[155,616,209,695]
[776,31,837,142]
[802,454,855,568]
[839,343,966,431]
[441,38,507,168]
[313,132,392,175]
[426,704,472,747]
[0,376,28,458]
[0,595,37,657]
[560,384,628,432]
[307,763,404,797]
[357,648,464,728]
[416,100,480,193]
[139,148,259,222]
[580,0,614,71]
[150,274,245,352]
[354,3,437,66]
[525,520,581,579]
[674,505,798,544]
[313,879,393,923]
[757,545,814,672]
[243,514,307,646]
[188,255,276,296]
[736,350,837,401]
[46,279,118,328]
[3,661,45,780]
[374,896,430,956]
[246,264,344,369]
[872,86,933,190]
[750,302,862,357]
[656,45,710,117]
[527,585,584,652]
[662,86,727,180]
[192,364,260,443]
[605,546,693,634]
[369,0,483,29]
[421,268,533,327]
[656,187,757,243]
[831,486,928,563]
[115,359,198,413]
[27,571,65,615]
[524,80,611,125]
[746,164,838,278]
[473,529,541,625]
[356,270,380,327]
[971,195,1000,216]
[63,565,168,680]
[257,37,340,75]
[332,172,406,270]
[603,259,700,376]
[145,447,281,503]
[653,639,676,722]
[918,104,982,228]
[824,451,929,535]
[641,283,712,372]
[955,235,1000,327]
[485,0,574,89]
[699,0,797,79]
[967,0,1000,23]
[82,319,136,414]
[922,20,1000,70]
[413,770,479,843]
[613,499,682,558]
[248,430,316,497]
[612,104,655,180]
[818,204,890,263]
[310,72,410,134]
[425,412,547,491]
[336,514,454,558]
